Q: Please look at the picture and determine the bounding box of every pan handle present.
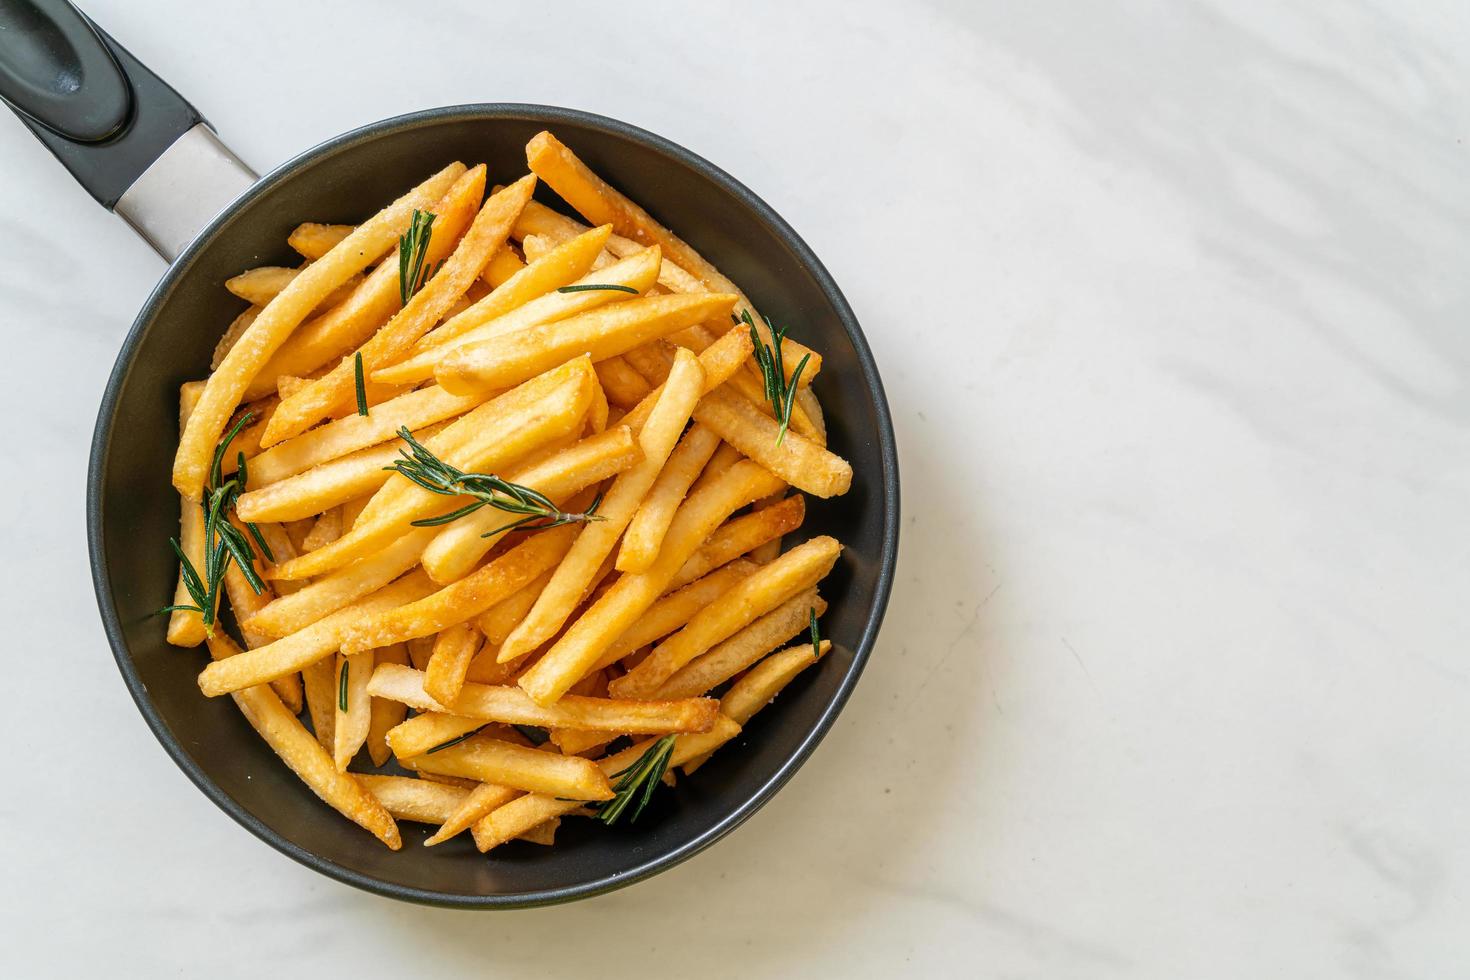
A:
[0,0,256,260]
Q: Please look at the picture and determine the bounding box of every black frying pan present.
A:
[2,0,899,907]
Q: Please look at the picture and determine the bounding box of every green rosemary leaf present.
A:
[354,352,369,417]
[809,606,821,659]
[596,735,677,825]
[426,729,481,754]
[338,660,349,712]
[555,283,639,294]
[398,210,437,305]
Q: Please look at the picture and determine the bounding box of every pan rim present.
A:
[86,102,900,908]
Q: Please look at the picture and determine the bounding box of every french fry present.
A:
[342,521,583,653]
[246,385,486,488]
[497,349,706,663]
[517,817,561,845]
[212,307,259,370]
[385,711,484,759]
[421,424,640,584]
[301,657,336,750]
[167,383,209,646]
[367,664,719,734]
[748,490,787,563]
[268,357,596,580]
[206,632,400,848]
[513,198,710,295]
[476,567,553,646]
[197,571,435,697]
[406,634,435,672]
[613,327,753,437]
[219,535,304,712]
[693,383,851,498]
[225,266,298,305]
[684,637,830,775]
[482,245,525,287]
[288,222,354,260]
[669,494,805,589]
[333,649,374,770]
[436,291,731,396]
[247,179,482,400]
[595,355,653,409]
[300,506,343,552]
[358,774,468,823]
[471,715,740,852]
[525,131,819,384]
[519,233,554,262]
[411,734,612,800]
[234,422,448,524]
[422,622,482,707]
[612,536,841,696]
[657,593,827,699]
[590,560,759,672]
[340,493,371,529]
[173,161,466,499]
[376,245,663,386]
[260,167,521,446]
[465,646,519,686]
[366,643,410,766]
[617,422,721,573]
[424,781,521,845]
[517,459,785,705]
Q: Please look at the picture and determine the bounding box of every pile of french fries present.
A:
[165,132,853,853]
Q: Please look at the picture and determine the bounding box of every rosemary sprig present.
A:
[397,209,438,305]
[809,607,821,659]
[353,352,368,417]
[743,309,811,446]
[385,427,606,537]
[595,735,676,825]
[556,283,638,294]
[338,660,349,712]
[160,413,270,634]
[426,728,482,754]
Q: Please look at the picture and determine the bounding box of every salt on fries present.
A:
[164,133,851,853]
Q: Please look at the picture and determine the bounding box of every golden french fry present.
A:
[206,632,401,848]
[613,536,841,696]
[519,233,554,262]
[657,593,827,699]
[173,162,466,499]
[424,781,521,845]
[301,657,336,750]
[366,643,410,766]
[300,506,343,552]
[376,245,663,386]
[437,291,731,396]
[684,637,830,775]
[476,567,553,646]
[342,522,582,653]
[517,459,784,705]
[422,622,482,707]
[411,734,612,800]
[617,422,721,573]
[358,773,467,823]
[288,222,354,260]
[406,634,435,672]
[367,663,719,734]
[225,266,298,305]
[212,307,259,371]
[333,649,374,770]
[269,357,596,580]
[421,424,640,584]
[465,645,519,685]
[693,383,851,498]
[247,385,486,488]
[524,131,820,384]
[471,715,740,852]
[516,817,560,845]
[167,383,209,646]
[670,494,805,589]
[594,355,653,409]
[747,489,788,563]
[385,712,484,759]
[260,167,521,446]
[482,244,525,287]
[197,571,435,697]
[498,349,705,663]
[590,560,759,672]
[614,327,753,437]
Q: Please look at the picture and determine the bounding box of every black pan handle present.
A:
[0,0,256,259]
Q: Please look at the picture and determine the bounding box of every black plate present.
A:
[87,104,899,908]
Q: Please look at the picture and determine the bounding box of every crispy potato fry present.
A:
[424,781,521,845]
[301,657,336,750]
[670,494,805,589]
[385,712,484,759]
[289,223,354,260]
[218,533,304,711]
[260,167,521,446]
[366,643,410,766]
[269,357,596,580]
[482,245,525,287]
[207,632,400,848]
[747,490,787,563]
[412,734,612,800]
[465,645,519,685]
[684,637,830,775]
[359,773,468,823]
[342,521,582,653]
[333,649,374,770]
[693,383,851,498]
[247,385,486,488]
[225,266,299,305]
[525,131,820,384]
[421,425,640,584]
[590,560,759,672]
[300,506,343,552]
[519,233,554,262]
[613,536,841,696]
[476,567,553,646]
[617,422,721,574]
[658,592,827,699]
[498,350,705,662]
[423,622,483,707]
[516,817,561,845]
[367,664,719,734]
[377,245,663,387]
[212,307,259,371]
[406,634,435,672]
[594,355,654,409]
[198,571,435,697]
[514,198,711,295]
[340,493,371,530]
[167,383,209,646]
[471,715,740,852]
[614,327,753,436]
[173,162,466,498]
[517,459,784,705]
[437,290,731,396]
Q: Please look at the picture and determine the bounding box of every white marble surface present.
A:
[2,0,1467,975]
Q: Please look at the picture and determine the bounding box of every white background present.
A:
[3,1,1468,976]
